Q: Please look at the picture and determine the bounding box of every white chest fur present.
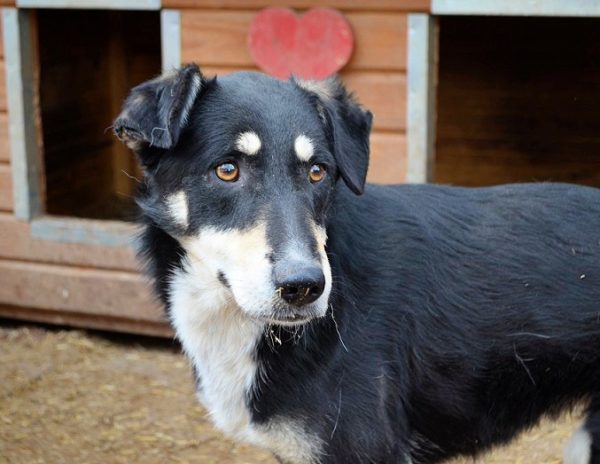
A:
[168,260,322,463]
[169,260,261,437]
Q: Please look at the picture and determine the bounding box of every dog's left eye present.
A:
[309,164,326,183]
[215,162,239,182]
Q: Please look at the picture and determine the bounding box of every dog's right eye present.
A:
[215,162,239,182]
[309,164,327,183]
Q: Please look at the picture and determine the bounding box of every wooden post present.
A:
[4,8,43,219]
[406,14,437,184]
[161,10,181,73]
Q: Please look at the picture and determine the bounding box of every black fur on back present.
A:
[117,66,600,463]
[251,182,600,462]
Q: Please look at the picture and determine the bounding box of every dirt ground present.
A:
[0,322,584,464]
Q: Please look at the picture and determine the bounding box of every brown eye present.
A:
[215,162,239,182]
[309,164,326,183]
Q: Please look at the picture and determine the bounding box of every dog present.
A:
[114,64,600,464]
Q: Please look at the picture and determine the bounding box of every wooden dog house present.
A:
[0,0,599,335]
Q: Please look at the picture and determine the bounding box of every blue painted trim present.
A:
[406,14,437,184]
[161,10,181,73]
[4,9,41,220]
[433,0,600,17]
[16,0,161,10]
[31,217,138,248]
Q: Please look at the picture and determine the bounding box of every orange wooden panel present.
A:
[345,13,406,71]
[0,162,13,211]
[164,0,429,11]
[341,71,406,131]
[367,131,406,184]
[0,113,10,162]
[0,259,163,322]
[0,305,172,337]
[181,11,253,67]
[0,213,138,271]
[200,65,256,76]
[181,11,407,71]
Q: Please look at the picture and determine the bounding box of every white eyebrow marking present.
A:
[235,131,262,156]
[294,134,314,162]
[166,190,189,228]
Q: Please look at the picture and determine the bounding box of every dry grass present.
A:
[0,323,584,463]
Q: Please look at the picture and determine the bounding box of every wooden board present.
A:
[180,12,252,67]
[0,162,13,211]
[0,259,162,321]
[345,13,407,71]
[181,11,407,71]
[164,0,429,12]
[0,213,138,271]
[368,132,406,184]
[342,71,406,131]
[0,113,9,162]
[0,304,172,337]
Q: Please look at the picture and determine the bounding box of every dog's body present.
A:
[115,66,600,463]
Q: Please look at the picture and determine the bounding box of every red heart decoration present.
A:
[248,7,354,80]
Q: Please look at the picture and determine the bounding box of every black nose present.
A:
[275,266,325,306]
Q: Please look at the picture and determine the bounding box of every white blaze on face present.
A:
[294,134,314,162]
[235,131,262,156]
[166,190,189,228]
[311,221,332,317]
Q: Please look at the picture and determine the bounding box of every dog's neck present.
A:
[168,257,263,439]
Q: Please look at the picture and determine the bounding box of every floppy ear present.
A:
[114,64,204,153]
[295,77,373,195]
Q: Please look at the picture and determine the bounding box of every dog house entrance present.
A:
[37,10,161,220]
[435,16,600,187]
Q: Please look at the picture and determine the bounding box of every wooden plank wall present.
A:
[436,16,600,187]
[0,210,168,336]
[174,2,423,183]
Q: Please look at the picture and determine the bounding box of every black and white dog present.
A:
[114,64,600,464]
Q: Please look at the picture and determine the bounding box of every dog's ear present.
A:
[296,77,373,195]
[114,64,204,154]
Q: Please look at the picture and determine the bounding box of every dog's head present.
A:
[114,64,372,325]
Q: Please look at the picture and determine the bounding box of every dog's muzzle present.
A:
[274,263,325,307]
